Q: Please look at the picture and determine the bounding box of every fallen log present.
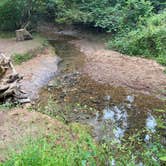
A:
[0,53,30,104]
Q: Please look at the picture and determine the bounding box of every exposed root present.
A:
[0,53,30,104]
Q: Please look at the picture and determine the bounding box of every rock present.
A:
[126,95,135,103]
[103,95,112,101]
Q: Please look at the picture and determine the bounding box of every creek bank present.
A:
[0,34,60,100]
[16,47,60,100]
[38,24,166,98]
[71,38,166,98]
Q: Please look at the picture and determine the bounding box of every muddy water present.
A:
[37,35,166,143]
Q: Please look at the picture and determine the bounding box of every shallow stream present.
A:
[37,33,166,144]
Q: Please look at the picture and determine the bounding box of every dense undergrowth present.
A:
[108,11,166,65]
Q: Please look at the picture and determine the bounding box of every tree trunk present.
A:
[16,29,33,41]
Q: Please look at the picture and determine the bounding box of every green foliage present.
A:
[0,0,22,30]
[159,156,166,162]
[149,0,166,12]
[1,125,104,166]
[1,128,166,166]
[0,102,15,110]
[12,53,34,65]
[108,11,166,65]
[95,0,153,32]
[0,0,57,31]
[55,0,153,33]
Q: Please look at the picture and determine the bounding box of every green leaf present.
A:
[159,156,166,161]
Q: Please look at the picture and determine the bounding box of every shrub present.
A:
[55,0,153,33]
[108,11,166,65]
[1,129,166,166]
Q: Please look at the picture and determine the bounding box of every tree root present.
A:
[0,53,30,104]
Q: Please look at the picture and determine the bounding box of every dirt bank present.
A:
[72,38,166,97]
[0,109,70,161]
[16,47,60,99]
[0,37,44,57]
[0,35,60,100]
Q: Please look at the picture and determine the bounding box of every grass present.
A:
[10,100,165,166]
[0,31,15,38]
[12,53,34,65]
[11,34,51,65]
[0,102,16,111]
[1,124,104,166]
[1,124,166,166]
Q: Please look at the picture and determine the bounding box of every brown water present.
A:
[37,34,166,143]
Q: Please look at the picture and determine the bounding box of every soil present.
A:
[71,38,166,97]
[0,28,166,161]
[0,109,70,162]
[15,47,60,99]
[0,37,43,57]
[0,36,60,99]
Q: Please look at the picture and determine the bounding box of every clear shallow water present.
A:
[86,102,160,142]
[37,34,166,143]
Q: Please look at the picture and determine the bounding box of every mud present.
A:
[37,36,166,142]
[16,47,60,99]
[71,38,166,98]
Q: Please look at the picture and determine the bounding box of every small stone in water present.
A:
[146,113,157,133]
[144,134,150,143]
[126,95,134,103]
[103,95,112,101]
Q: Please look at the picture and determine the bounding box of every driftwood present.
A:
[16,29,33,41]
[0,53,30,104]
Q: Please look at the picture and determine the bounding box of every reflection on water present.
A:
[38,36,165,143]
[126,95,135,103]
[144,113,157,143]
[86,97,160,142]
[87,104,128,141]
[103,106,115,120]
[146,113,157,132]
[104,106,128,140]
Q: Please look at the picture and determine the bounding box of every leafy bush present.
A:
[108,11,166,65]
[0,0,22,30]
[55,0,153,33]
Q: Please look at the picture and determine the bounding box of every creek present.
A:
[36,33,166,145]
